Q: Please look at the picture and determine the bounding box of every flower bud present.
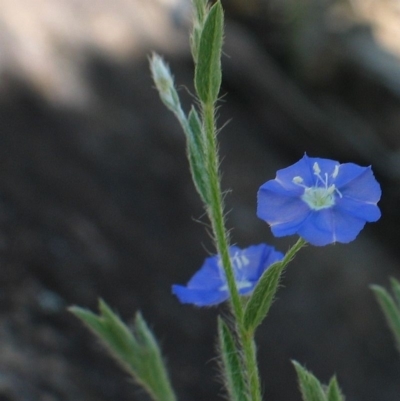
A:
[150,53,180,112]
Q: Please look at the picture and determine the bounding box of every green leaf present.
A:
[132,312,177,401]
[390,277,400,308]
[218,318,249,401]
[293,361,328,401]
[188,107,205,154]
[192,0,207,25]
[190,26,202,63]
[70,302,140,371]
[243,238,306,333]
[371,284,400,351]
[194,1,224,103]
[187,107,209,204]
[98,299,140,359]
[69,306,105,335]
[326,376,344,401]
[190,0,208,61]
[69,300,176,401]
[243,260,285,333]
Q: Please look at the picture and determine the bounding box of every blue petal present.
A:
[236,245,284,295]
[334,163,369,187]
[172,285,228,306]
[186,256,222,290]
[275,154,315,188]
[298,209,366,246]
[259,179,303,197]
[270,213,311,237]
[338,166,381,204]
[335,197,381,222]
[257,186,310,234]
[235,244,284,282]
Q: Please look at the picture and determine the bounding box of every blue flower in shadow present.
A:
[172,244,283,306]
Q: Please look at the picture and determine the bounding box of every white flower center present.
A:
[293,162,342,211]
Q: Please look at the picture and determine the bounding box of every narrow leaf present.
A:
[194,1,224,103]
[192,0,207,24]
[98,299,140,352]
[70,301,177,401]
[188,106,206,155]
[243,260,285,333]
[69,306,109,341]
[187,107,209,204]
[293,361,327,401]
[243,238,306,333]
[218,318,248,401]
[70,303,139,372]
[133,313,177,401]
[390,277,400,308]
[326,376,344,401]
[190,0,208,61]
[190,27,202,63]
[371,284,400,351]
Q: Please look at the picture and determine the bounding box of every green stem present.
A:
[281,238,307,265]
[241,332,262,401]
[202,101,261,401]
[203,102,243,322]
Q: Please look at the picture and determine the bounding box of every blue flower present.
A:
[172,244,284,306]
[257,154,381,246]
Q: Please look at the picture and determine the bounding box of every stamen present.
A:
[327,185,335,195]
[313,162,321,175]
[232,252,249,270]
[293,176,303,184]
[312,162,329,188]
[332,164,340,179]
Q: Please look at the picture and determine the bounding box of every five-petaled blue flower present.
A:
[172,244,284,306]
[257,154,381,246]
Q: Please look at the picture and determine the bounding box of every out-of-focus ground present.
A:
[0,0,400,400]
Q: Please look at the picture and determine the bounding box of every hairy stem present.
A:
[202,101,261,401]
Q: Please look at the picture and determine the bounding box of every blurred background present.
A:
[0,0,399,400]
